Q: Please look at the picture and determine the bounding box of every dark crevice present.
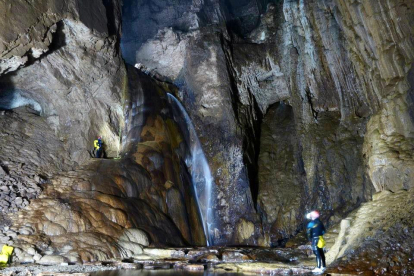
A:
[219,32,263,210]
[102,0,122,55]
[305,87,318,120]
[0,163,10,175]
[0,21,65,77]
[102,0,119,37]
[23,20,67,70]
[0,21,65,114]
[244,93,263,209]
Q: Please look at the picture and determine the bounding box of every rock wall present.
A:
[254,0,414,242]
[123,0,414,247]
[0,0,121,75]
[0,0,203,263]
[0,64,213,262]
[6,159,178,263]
[122,66,206,246]
[325,189,414,275]
[340,0,414,192]
[254,0,376,244]
[178,29,262,245]
[0,0,126,223]
[0,0,125,164]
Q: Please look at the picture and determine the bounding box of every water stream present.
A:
[167,93,214,246]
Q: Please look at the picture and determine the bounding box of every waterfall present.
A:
[167,93,213,246]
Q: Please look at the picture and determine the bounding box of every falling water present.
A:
[167,93,213,246]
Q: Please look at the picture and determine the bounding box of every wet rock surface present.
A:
[122,67,206,246]
[326,189,414,275]
[4,158,188,263]
[0,246,315,276]
[0,0,200,263]
[123,0,414,248]
[0,264,118,276]
[0,66,214,262]
[0,0,413,275]
[2,189,413,274]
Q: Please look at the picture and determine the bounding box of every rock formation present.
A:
[0,0,203,262]
[326,189,414,275]
[0,0,413,272]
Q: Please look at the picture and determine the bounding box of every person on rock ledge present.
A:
[93,136,103,158]
[306,210,326,274]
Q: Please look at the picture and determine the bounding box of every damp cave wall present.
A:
[0,0,208,262]
[122,0,414,246]
[0,0,412,252]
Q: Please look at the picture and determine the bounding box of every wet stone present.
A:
[221,251,252,262]
[108,262,142,270]
[198,254,220,263]
[143,263,171,270]
[183,264,205,271]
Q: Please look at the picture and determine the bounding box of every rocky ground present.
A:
[0,264,117,276]
[0,246,315,276]
[0,245,388,276]
[326,190,414,276]
[2,189,412,276]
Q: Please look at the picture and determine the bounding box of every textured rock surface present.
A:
[258,104,373,244]
[135,28,191,82]
[0,0,413,272]
[122,67,206,246]
[0,0,121,75]
[0,15,126,222]
[0,0,203,263]
[333,0,414,193]
[326,189,414,275]
[1,67,216,261]
[178,29,262,245]
[0,18,125,163]
[6,157,187,263]
[122,0,414,248]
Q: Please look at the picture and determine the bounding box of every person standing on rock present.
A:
[306,210,326,274]
[94,136,103,158]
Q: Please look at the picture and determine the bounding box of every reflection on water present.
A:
[92,270,246,276]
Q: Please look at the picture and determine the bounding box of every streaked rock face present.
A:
[1,19,125,164]
[0,0,202,262]
[8,158,186,263]
[0,0,121,75]
[122,0,414,247]
[326,189,414,274]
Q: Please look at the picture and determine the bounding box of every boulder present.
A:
[183,264,205,271]
[37,255,69,265]
[326,189,414,273]
[143,248,185,259]
[222,251,251,262]
[198,254,220,263]
[119,229,149,246]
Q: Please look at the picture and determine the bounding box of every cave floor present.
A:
[1,247,370,276]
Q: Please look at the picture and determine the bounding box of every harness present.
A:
[94,139,101,150]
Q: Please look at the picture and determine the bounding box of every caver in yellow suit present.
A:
[0,245,14,264]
